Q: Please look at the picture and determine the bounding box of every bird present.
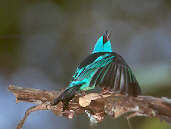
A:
[52,31,141,108]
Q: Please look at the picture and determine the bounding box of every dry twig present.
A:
[8,85,171,129]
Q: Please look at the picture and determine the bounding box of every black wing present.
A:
[89,52,141,96]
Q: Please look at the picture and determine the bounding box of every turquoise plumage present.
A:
[93,34,112,53]
[52,31,141,106]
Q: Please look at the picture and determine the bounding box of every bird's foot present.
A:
[77,91,86,96]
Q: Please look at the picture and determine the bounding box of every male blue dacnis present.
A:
[52,31,141,109]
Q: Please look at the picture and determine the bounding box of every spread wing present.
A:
[70,52,141,96]
[90,53,141,96]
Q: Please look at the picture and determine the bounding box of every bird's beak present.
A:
[106,30,111,41]
[103,30,111,43]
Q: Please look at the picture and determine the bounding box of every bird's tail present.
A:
[52,84,83,105]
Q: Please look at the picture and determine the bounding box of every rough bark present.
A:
[8,85,171,129]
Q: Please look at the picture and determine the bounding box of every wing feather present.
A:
[89,55,141,96]
[71,52,141,96]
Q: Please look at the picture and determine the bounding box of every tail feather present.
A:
[52,84,82,105]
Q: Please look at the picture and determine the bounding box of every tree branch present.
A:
[8,85,171,129]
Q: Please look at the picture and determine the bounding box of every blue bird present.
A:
[52,31,141,107]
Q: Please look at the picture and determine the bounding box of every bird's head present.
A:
[92,31,112,53]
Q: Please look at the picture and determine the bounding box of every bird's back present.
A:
[70,52,141,96]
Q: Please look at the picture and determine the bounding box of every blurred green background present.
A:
[1,0,171,129]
